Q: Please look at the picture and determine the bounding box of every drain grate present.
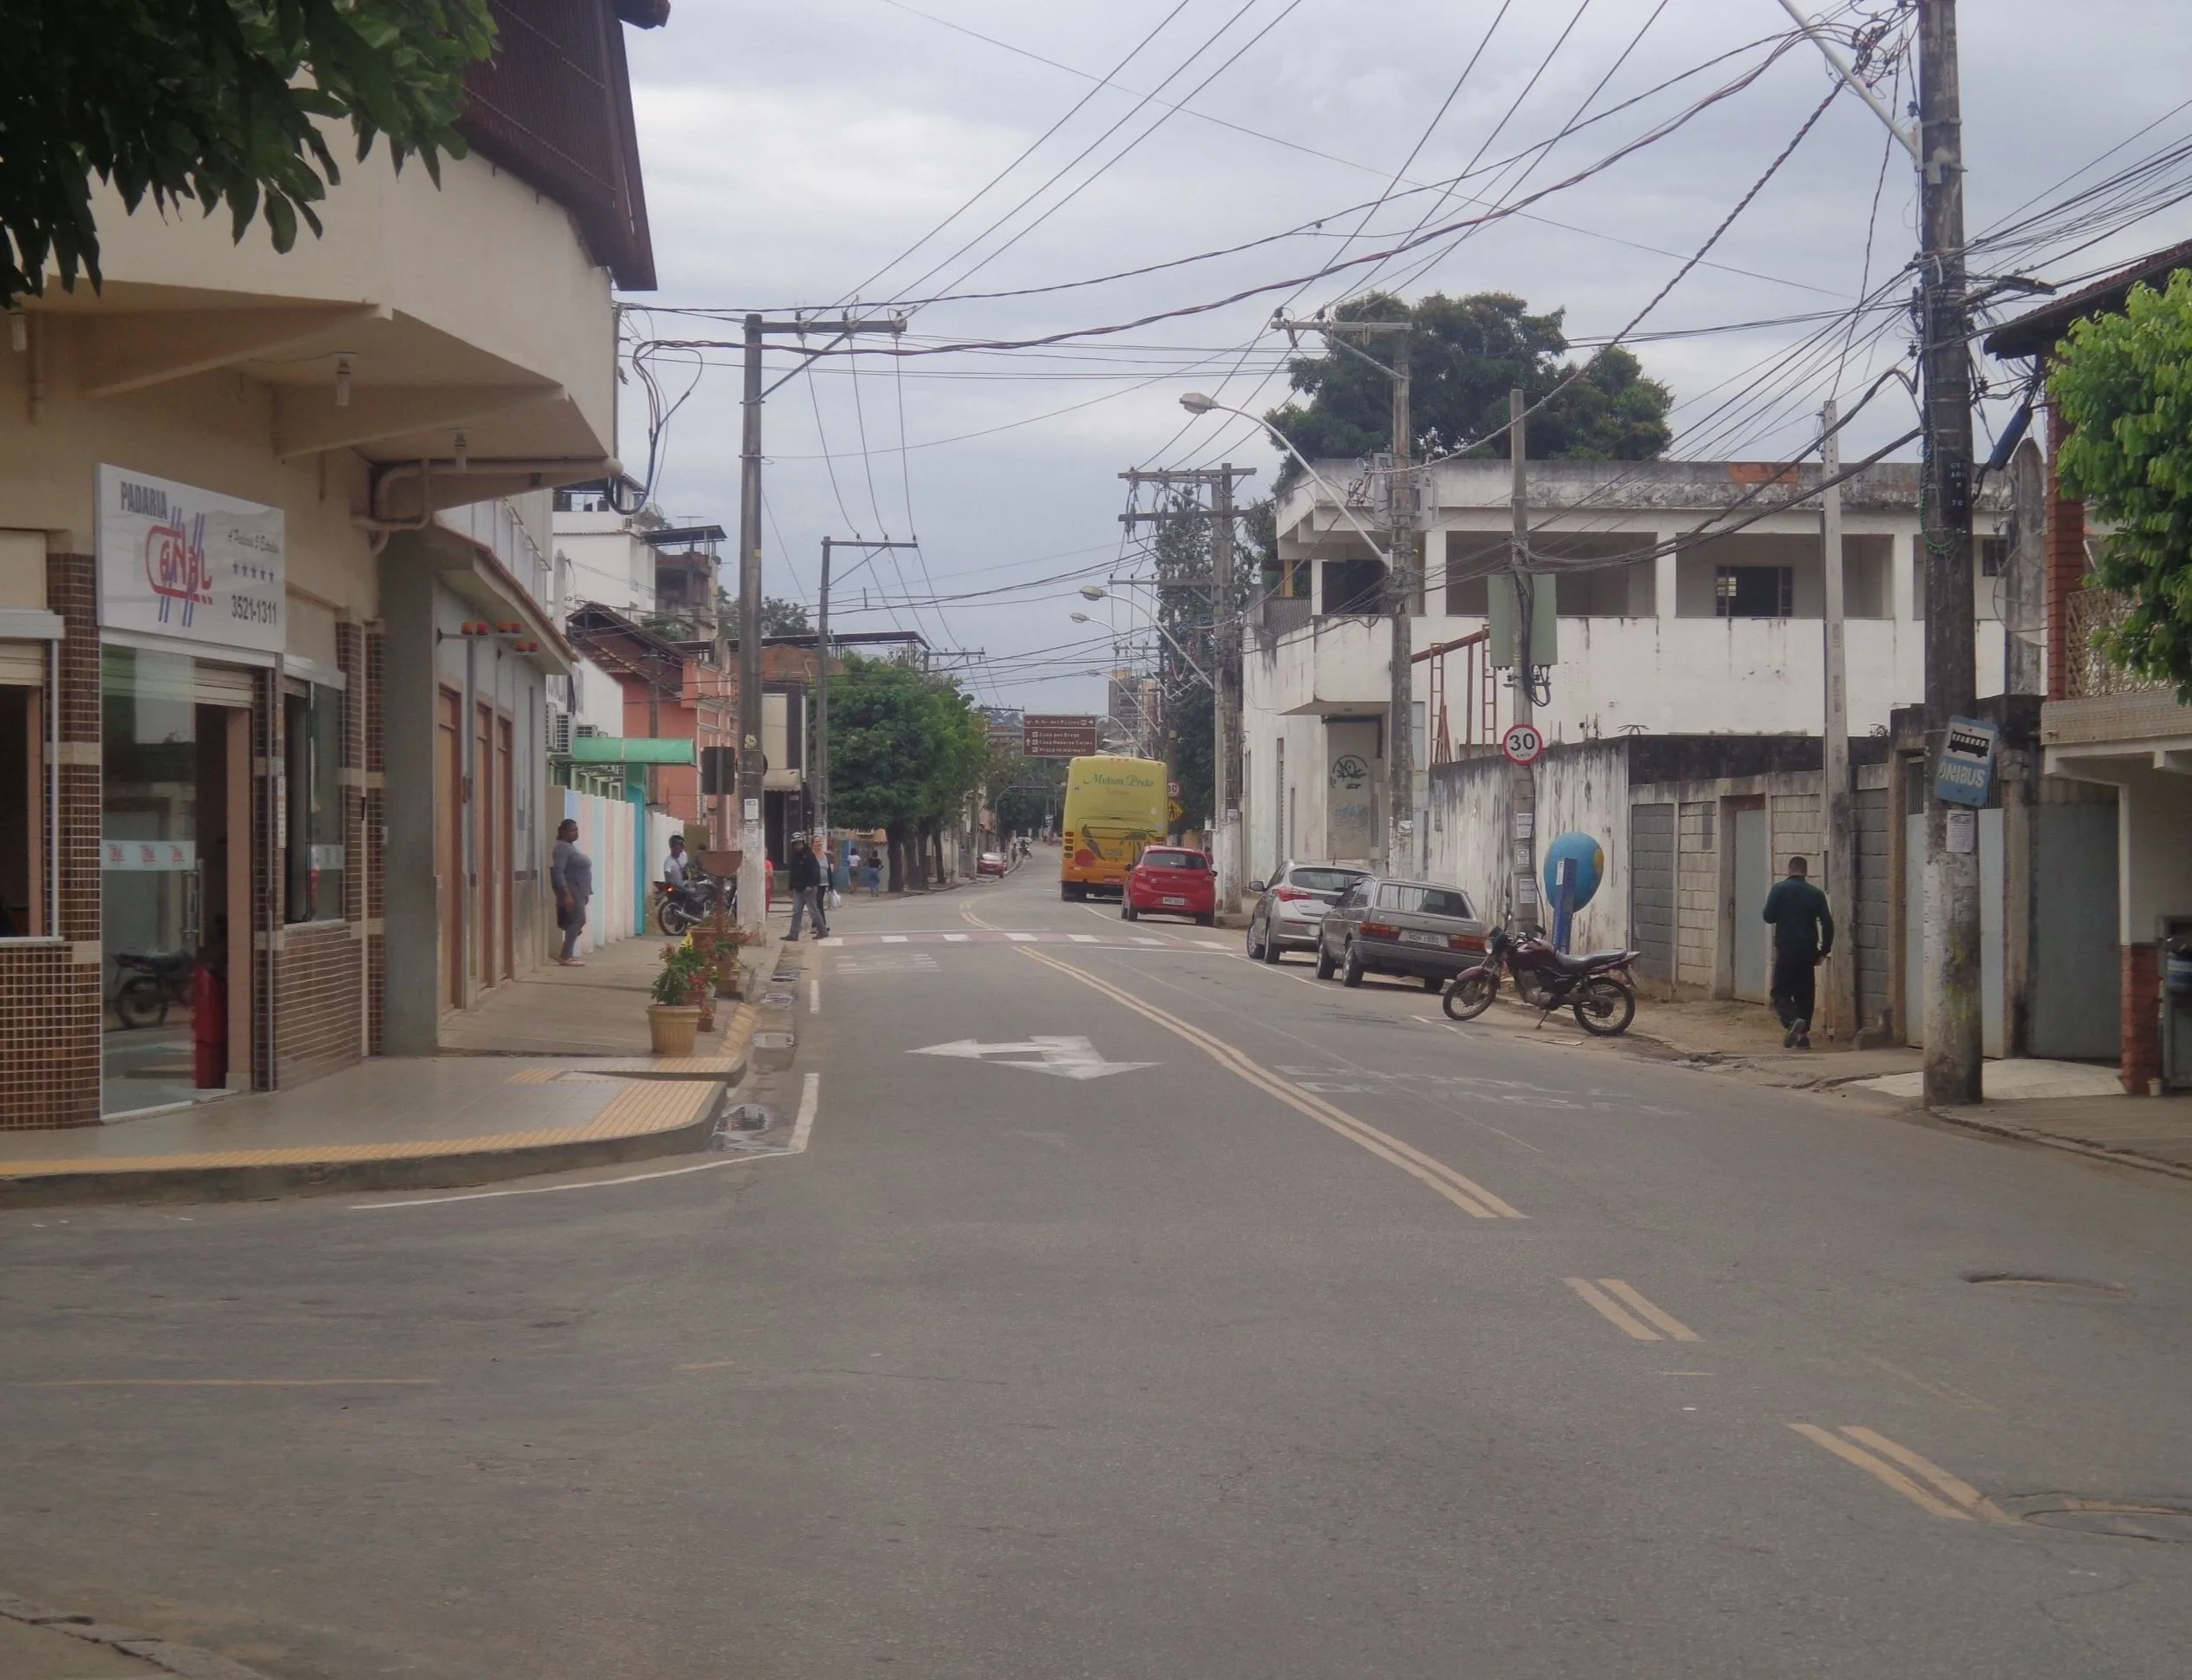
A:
[2004,1497,2192,1543]
[760,990,797,1008]
[752,1030,795,1050]
[1963,1271,2130,1298]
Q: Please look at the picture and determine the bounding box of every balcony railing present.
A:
[2063,587,2170,699]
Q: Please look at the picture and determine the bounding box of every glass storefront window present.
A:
[285,683,344,923]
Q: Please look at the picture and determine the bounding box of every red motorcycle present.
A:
[1441,925,1639,1036]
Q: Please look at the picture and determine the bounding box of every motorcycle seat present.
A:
[1551,948,1628,973]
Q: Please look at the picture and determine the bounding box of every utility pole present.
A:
[1508,388,1538,932]
[1271,312,1414,871]
[1819,398,1858,1043]
[815,536,919,847]
[1917,0,1982,1106]
[1119,463,1256,883]
[725,311,906,938]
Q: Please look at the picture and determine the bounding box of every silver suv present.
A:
[1245,861,1371,963]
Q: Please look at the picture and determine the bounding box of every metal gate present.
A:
[1630,801,1675,982]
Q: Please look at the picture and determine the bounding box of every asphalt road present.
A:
[5,857,2192,1678]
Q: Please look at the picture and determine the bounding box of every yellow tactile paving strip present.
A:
[0,1078,719,1179]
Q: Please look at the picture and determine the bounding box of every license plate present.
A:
[1398,929,1444,946]
[1162,896,1188,906]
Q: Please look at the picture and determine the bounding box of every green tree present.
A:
[761,597,812,636]
[1266,291,1672,487]
[3,1,496,307]
[2050,268,2192,701]
[826,656,990,889]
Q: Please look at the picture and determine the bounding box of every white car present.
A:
[1244,861,1371,963]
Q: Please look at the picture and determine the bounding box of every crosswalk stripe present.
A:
[1069,934,1100,944]
[880,935,908,944]
[943,933,970,942]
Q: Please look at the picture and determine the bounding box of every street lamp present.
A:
[1177,393,1391,565]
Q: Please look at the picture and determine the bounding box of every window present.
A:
[1377,882,1474,918]
[1715,565,1794,618]
[1276,558,1312,599]
[1287,866,1364,895]
[1320,558,1385,615]
[285,683,344,923]
[1541,533,1658,618]
[0,682,42,936]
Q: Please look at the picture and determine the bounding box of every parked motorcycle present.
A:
[1441,925,1639,1036]
[112,950,198,1029]
[655,867,730,937]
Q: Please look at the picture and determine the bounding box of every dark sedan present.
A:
[1315,875,1488,990]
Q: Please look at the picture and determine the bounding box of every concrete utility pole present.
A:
[1818,398,1858,1043]
[1916,0,1982,1106]
[815,536,919,846]
[1119,464,1256,899]
[1387,331,1416,879]
[1269,313,1414,871]
[727,311,906,938]
[1508,388,1539,932]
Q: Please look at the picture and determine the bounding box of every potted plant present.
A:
[648,941,710,1056]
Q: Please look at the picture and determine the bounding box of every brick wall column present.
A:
[2123,943,2162,1094]
[364,624,387,1056]
[2043,392,2087,703]
[0,553,104,1128]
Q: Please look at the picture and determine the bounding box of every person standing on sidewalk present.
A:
[865,846,883,897]
[787,833,830,940]
[1762,855,1834,1049]
[553,818,594,966]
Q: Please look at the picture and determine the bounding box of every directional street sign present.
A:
[1021,715,1101,758]
[910,1035,1157,1080]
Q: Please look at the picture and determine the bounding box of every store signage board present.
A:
[1022,714,1101,758]
[97,465,285,654]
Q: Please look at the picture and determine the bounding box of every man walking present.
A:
[1762,854,1834,1049]
[787,833,830,941]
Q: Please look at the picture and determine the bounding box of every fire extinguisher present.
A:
[192,961,228,1089]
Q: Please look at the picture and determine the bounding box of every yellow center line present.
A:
[1789,1423,1976,1522]
[1565,1278,1663,1339]
[1595,1278,1703,1342]
[1016,945,1523,1219]
[1837,1426,2019,1524]
[23,1378,438,1388]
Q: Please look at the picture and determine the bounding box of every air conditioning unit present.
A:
[574,722,604,740]
[547,706,573,755]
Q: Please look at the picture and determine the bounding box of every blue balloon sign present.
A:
[1541,832,1605,910]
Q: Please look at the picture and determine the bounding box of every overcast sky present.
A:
[616,0,2189,715]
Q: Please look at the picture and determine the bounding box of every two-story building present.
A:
[0,0,666,1125]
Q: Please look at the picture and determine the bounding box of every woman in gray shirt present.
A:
[552,818,594,965]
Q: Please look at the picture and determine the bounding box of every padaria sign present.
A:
[97,465,285,654]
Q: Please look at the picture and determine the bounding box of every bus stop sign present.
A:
[1935,715,1998,807]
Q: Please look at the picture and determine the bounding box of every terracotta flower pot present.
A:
[647,1004,703,1057]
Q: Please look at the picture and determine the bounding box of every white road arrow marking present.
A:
[909,1035,1157,1080]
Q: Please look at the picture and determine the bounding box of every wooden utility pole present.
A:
[1508,388,1538,932]
[1819,398,1858,1043]
[727,311,905,937]
[1917,0,1982,1105]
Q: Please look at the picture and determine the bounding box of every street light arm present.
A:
[1178,396,1393,569]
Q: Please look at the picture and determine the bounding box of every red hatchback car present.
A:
[1122,847,1216,925]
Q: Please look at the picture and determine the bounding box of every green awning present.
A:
[566,735,697,766]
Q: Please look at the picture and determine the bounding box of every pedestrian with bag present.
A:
[1762,854,1834,1049]
[787,832,831,940]
[552,817,594,966]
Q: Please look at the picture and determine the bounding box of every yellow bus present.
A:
[1059,755,1166,899]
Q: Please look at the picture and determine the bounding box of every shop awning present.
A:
[564,735,696,766]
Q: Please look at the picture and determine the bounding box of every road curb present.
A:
[1920,1103,2192,1184]
[0,1085,729,1211]
[0,1592,272,1679]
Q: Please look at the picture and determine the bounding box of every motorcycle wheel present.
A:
[1443,972,1496,1021]
[657,899,697,938]
[115,975,167,1029]
[1573,977,1636,1036]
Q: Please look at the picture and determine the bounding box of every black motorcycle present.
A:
[1442,925,1639,1036]
[655,867,730,936]
[112,950,197,1029]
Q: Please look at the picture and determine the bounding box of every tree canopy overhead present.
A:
[2,1,496,307]
[826,655,991,887]
[2051,267,2192,702]
[1266,291,1674,480]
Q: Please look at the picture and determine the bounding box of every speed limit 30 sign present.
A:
[1502,722,1545,766]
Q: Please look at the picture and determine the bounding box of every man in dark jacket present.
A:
[1762,855,1834,1049]
[787,833,830,940]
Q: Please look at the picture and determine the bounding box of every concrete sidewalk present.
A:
[1613,993,2192,1182]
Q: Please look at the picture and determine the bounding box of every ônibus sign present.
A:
[1502,723,1545,767]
